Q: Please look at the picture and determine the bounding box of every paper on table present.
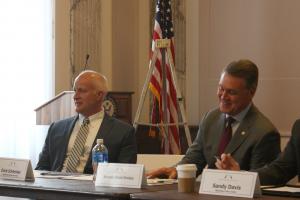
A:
[147,178,177,186]
[263,186,300,193]
[34,170,93,181]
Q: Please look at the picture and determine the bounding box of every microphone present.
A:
[84,54,90,70]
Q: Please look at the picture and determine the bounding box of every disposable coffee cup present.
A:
[176,164,197,193]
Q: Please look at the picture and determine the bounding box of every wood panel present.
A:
[70,0,102,85]
[136,125,198,154]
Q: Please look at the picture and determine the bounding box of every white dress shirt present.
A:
[62,110,104,172]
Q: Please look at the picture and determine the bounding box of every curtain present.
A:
[0,0,53,166]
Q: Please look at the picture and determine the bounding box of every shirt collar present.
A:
[78,110,105,124]
[226,103,252,123]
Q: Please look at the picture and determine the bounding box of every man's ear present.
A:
[249,87,256,96]
[97,91,104,101]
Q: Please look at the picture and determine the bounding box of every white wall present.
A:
[186,0,300,142]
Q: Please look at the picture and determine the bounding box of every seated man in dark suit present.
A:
[147,59,281,179]
[216,119,300,186]
[36,70,137,174]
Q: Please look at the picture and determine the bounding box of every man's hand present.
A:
[146,167,177,179]
[215,153,240,171]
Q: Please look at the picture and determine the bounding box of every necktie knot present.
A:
[83,118,90,125]
[226,116,235,127]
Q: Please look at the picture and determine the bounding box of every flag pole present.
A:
[161,47,170,153]
[134,39,192,151]
[166,47,192,146]
[133,50,159,130]
[134,0,191,154]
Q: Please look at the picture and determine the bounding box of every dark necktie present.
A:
[65,118,90,172]
[218,116,235,156]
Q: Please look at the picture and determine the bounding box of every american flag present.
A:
[149,0,181,154]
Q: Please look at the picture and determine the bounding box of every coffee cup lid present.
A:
[176,164,197,171]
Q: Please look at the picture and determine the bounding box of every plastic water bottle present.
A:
[92,138,108,180]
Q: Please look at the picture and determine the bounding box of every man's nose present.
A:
[73,92,79,99]
[220,91,228,99]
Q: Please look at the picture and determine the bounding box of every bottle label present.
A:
[93,153,108,163]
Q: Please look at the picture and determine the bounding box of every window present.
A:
[0,0,53,165]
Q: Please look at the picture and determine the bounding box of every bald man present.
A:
[36,70,137,174]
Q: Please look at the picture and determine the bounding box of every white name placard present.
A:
[0,157,34,181]
[199,169,261,198]
[95,163,146,188]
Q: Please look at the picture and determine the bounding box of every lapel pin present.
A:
[241,131,246,135]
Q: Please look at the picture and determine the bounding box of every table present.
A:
[0,178,175,200]
[130,189,299,200]
[0,178,297,200]
[130,183,299,200]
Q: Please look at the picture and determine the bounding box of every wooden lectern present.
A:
[35,91,133,125]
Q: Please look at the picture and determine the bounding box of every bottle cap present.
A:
[97,138,103,144]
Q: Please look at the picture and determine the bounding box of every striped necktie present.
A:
[65,118,90,172]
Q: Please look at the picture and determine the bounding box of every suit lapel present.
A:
[225,105,256,154]
[85,113,113,172]
[96,113,114,139]
[65,116,78,140]
[87,113,114,161]
[58,116,78,170]
[211,114,226,157]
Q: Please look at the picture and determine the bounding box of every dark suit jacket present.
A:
[178,105,281,175]
[257,119,300,185]
[35,113,137,174]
